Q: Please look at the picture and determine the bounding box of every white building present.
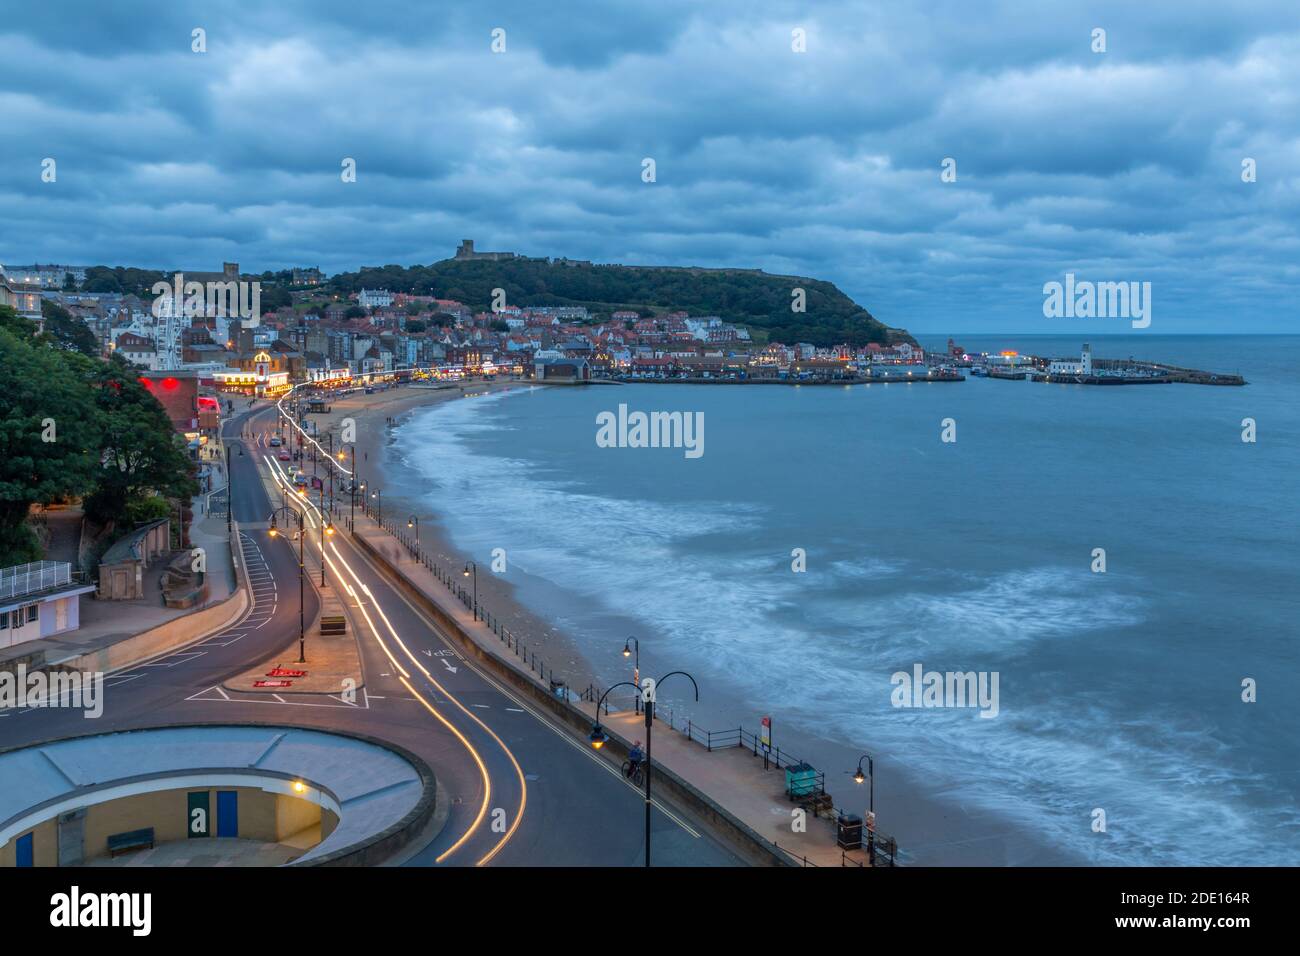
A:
[1050,343,1093,376]
[357,289,393,309]
[112,331,162,370]
[0,562,95,649]
[2,264,86,289]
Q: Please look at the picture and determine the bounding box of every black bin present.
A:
[837,813,863,850]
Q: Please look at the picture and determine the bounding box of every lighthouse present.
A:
[1081,343,1092,376]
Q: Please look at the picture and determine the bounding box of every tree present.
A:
[80,357,197,528]
[0,310,100,564]
[0,305,37,337]
[258,285,292,311]
[41,299,99,356]
[82,267,124,293]
[345,305,366,320]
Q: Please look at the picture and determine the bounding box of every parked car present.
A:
[269,436,282,447]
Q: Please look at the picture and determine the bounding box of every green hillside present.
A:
[324,257,912,348]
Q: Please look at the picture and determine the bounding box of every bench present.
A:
[107,827,155,857]
[320,615,347,635]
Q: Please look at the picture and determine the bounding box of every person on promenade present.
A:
[627,740,644,779]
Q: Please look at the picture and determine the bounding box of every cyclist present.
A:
[626,740,644,779]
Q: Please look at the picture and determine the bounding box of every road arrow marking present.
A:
[440,658,458,674]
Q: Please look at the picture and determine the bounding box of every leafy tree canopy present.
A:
[41,299,99,356]
[0,306,198,564]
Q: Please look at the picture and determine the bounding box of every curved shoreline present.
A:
[311,379,1086,866]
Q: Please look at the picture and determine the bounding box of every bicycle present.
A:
[621,759,645,786]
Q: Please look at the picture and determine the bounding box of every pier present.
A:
[949,345,1246,387]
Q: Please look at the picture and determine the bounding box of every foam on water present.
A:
[394,381,1299,866]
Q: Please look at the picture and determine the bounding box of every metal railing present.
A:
[0,561,72,601]
[575,684,902,866]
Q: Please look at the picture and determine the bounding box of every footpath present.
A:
[344,502,895,868]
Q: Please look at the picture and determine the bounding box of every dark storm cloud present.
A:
[1,0,1298,332]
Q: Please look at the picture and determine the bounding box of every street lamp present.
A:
[371,488,381,524]
[622,637,640,714]
[852,753,875,822]
[590,682,637,753]
[407,515,419,553]
[462,561,477,620]
[318,486,333,587]
[224,440,233,533]
[591,672,699,868]
[268,504,307,663]
[326,433,334,513]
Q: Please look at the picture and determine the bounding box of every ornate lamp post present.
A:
[318,486,334,586]
[622,637,640,714]
[590,671,699,868]
[462,561,477,620]
[852,753,875,825]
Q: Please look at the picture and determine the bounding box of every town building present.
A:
[534,358,591,383]
[1050,344,1093,376]
[1,264,86,289]
[0,562,96,648]
[0,266,43,322]
[357,289,394,309]
[454,239,519,262]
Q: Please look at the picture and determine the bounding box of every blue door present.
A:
[216,791,238,838]
[16,832,33,867]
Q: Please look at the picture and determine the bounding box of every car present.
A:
[269,436,282,447]
[277,450,291,461]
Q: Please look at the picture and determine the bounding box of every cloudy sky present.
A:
[2,1,1298,333]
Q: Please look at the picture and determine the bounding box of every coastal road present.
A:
[0,400,742,867]
[250,403,741,865]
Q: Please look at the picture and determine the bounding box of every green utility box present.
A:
[785,762,819,797]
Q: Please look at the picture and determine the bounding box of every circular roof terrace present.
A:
[0,724,435,865]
